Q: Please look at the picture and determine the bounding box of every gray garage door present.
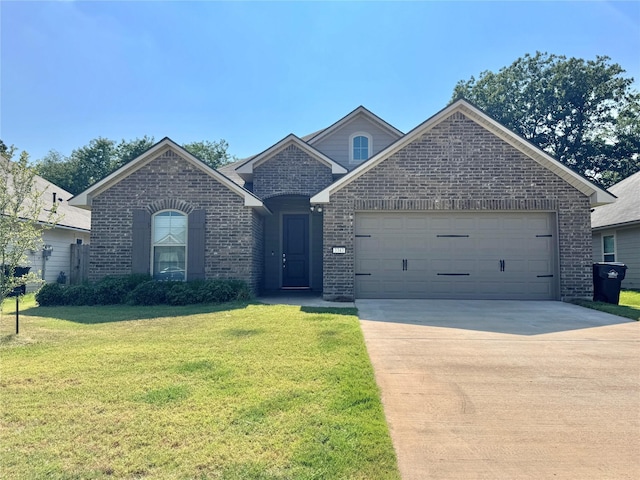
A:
[355,212,558,300]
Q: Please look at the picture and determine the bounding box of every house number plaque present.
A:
[332,246,346,254]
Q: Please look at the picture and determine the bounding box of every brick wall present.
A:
[322,112,592,301]
[89,148,262,292]
[253,144,333,199]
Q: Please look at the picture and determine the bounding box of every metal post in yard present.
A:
[15,295,19,335]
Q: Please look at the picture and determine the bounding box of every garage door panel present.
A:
[355,212,558,300]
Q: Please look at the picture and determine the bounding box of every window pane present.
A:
[153,246,186,281]
[154,211,186,244]
[603,236,615,253]
[604,254,615,262]
[153,211,187,281]
[353,135,369,161]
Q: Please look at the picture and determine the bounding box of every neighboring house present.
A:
[591,170,640,290]
[3,169,91,286]
[26,175,91,285]
[69,100,614,301]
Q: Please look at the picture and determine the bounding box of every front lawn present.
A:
[0,298,399,479]
[571,290,640,321]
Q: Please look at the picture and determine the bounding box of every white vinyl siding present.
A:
[23,227,90,289]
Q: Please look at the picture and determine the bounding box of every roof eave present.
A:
[236,135,347,180]
[312,100,617,207]
[592,219,640,231]
[307,106,403,145]
[69,138,267,212]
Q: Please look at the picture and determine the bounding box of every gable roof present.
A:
[234,134,347,182]
[311,99,616,207]
[2,157,91,232]
[33,174,92,232]
[69,137,269,214]
[218,156,250,186]
[591,170,640,230]
[305,105,403,145]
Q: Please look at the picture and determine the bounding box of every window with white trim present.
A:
[350,132,372,163]
[152,210,187,281]
[603,234,615,262]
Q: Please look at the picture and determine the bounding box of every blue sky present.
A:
[2,1,639,162]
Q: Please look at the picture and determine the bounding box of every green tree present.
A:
[452,52,639,187]
[183,139,234,169]
[1,146,60,302]
[36,136,233,195]
[115,135,156,168]
[36,136,156,195]
[35,150,77,194]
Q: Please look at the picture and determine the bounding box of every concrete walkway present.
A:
[357,300,640,479]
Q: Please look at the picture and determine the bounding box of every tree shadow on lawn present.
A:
[18,301,254,324]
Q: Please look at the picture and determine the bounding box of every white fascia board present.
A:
[236,135,347,178]
[461,105,616,207]
[68,139,176,208]
[592,219,640,232]
[312,100,616,207]
[69,138,266,211]
[312,102,463,203]
[307,106,403,145]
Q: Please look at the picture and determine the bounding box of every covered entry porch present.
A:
[262,195,323,293]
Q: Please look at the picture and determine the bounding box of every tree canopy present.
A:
[452,52,639,187]
[35,137,233,195]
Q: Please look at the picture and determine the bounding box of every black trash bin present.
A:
[593,262,627,304]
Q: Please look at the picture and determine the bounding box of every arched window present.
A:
[350,132,372,163]
[152,210,187,281]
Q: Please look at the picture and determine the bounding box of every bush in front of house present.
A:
[127,280,171,305]
[93,275,151,305]
[35,282,66,306]
[197,279,252,303]
[63,284,96,306]
[35,275,251,307]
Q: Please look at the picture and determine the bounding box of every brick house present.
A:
[69,100,614,301]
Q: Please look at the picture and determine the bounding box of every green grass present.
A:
[571,290,640,321]
[0,298,400,479]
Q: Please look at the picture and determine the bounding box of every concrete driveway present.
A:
[357,300,639,480]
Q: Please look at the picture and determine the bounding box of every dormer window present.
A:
[350,132,372,164]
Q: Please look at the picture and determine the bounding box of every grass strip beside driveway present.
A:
[0,300,399,479]
[571,290,640,321]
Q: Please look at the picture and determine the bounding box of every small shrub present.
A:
[166,282,194,306]
[93,277,128,305]
[35,283,66,306]
[63,284,96,306]
[93,275,152,305]
[127,281,170,305]
[227,279,251,301]
[36,276,250,307]
[197,279,251,303]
